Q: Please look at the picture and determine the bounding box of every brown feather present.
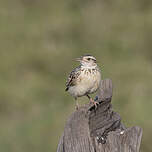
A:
[65,66,81,91]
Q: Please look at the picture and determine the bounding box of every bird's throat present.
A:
[81,64,97,69]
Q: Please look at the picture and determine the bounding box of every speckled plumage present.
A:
[65,65,81,91]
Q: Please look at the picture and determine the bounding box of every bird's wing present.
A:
[65,66,81,91]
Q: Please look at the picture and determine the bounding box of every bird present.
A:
[65,55,101,109]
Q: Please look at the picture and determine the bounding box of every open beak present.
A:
[75,58,81,62]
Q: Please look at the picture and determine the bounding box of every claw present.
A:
[75,105,79,110]
[90,98,99,108]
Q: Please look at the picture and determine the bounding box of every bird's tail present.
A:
[65,87,69,91]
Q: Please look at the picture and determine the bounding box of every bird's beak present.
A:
[75,58,81,62]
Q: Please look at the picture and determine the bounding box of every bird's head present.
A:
[76,55,97,67]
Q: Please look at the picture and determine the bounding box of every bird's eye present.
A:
[87,58,91,61]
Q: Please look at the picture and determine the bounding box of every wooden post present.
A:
[57,79,142,152]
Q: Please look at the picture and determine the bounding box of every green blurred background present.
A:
[0,0,152,151]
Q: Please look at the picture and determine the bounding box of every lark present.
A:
[65,55,101,109]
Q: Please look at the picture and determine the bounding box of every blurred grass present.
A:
[0,0,152,151]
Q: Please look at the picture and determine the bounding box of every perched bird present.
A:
[65,55,101,109]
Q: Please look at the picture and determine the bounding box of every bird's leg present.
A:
[75,98,79,110]
[86,95,99,108]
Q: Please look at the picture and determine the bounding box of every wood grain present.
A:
[57,79,142,152]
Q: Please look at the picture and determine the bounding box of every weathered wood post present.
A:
[57,79,142,152]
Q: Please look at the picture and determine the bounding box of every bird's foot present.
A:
[90,98,99,108]
[75,103,79,110]
[75,105,79,110]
